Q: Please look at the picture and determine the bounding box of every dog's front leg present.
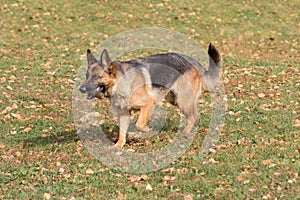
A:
[113,113,130,149]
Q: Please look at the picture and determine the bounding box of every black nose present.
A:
[79,85,87,93]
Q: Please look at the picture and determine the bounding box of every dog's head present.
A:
[79,49,118,99]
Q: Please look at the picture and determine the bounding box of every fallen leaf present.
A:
[23,127,32,133]
[258,93,266,98]
[128,175,141,183]
[216,144,227,149]
[43,178,48,185]
[262,159,274,167]
[0,77,6,83]
[208,158,219,164]
[43,193,51,200]
[288,171,298,178]
[11,113,22,120]
[146,183,153,191]
[86,168,94,175]
[248,188,256,193]
[293,119,300,127]
[184,194,194,200]
[1,103,18,115]
[274,172,281,176]
[163,175,176,181]
[56,162,61,167]
[209,148,216,153]
[15,151,22,157]
[237,172,249,184]
[228,111,235,115]
[116,190,125,200]
[9,75,16,83]
[59,168,65,173]
[177,168,188,174]
[140,174,149,181]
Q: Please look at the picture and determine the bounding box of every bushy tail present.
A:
[207,43,221,75]
[203,43,221,91]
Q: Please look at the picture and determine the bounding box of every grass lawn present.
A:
[0,0,299,199]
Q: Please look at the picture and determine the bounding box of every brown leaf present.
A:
[11,113,22,120]
[177,168,188,174]
[184,194,194,200]
[163,175,171,181]
[128,175,141,183]
[116,190,125,200]
[208,158,219,164]
[258,93,266,98]
[237,172,249,184]
[262,159,275,167]
[43,178,48,184]
[293,119,300,127]
[23,127,32,133]
[140,174,149,181]
[43,193,51,200]
[1,103,18,115]
[85,168,94,175]
[0,77,6,83]
[15,151,22,157]
[216,144,227,149]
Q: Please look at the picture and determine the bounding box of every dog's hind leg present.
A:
[135,98,155,132]
[182,105,199,134]
[174,68,201,134]
[176,92,199,134]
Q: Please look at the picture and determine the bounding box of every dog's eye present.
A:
[92,75,103,80]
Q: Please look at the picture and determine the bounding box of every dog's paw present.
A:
[111,142,124,149]
[136,125,151,133]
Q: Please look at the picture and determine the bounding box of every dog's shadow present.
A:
[23,130,79,148]
[22,115,179,149]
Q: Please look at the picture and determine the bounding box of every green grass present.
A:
[1,0,299,199]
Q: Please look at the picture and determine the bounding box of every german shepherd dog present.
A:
[79,44,221,148]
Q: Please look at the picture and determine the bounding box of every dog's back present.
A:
[119,44,220,93]
[131,53,194,89]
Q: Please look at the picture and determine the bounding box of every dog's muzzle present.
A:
[79,83,107,99]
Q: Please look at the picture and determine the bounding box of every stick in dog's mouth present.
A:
[86,83,107,99]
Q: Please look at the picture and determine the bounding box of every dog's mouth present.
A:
[86,83,107,100]
[86,92,96,100]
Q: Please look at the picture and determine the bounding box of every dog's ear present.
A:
[105,62,122,76]
[87,49,98,66]
[100,49,112,68]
